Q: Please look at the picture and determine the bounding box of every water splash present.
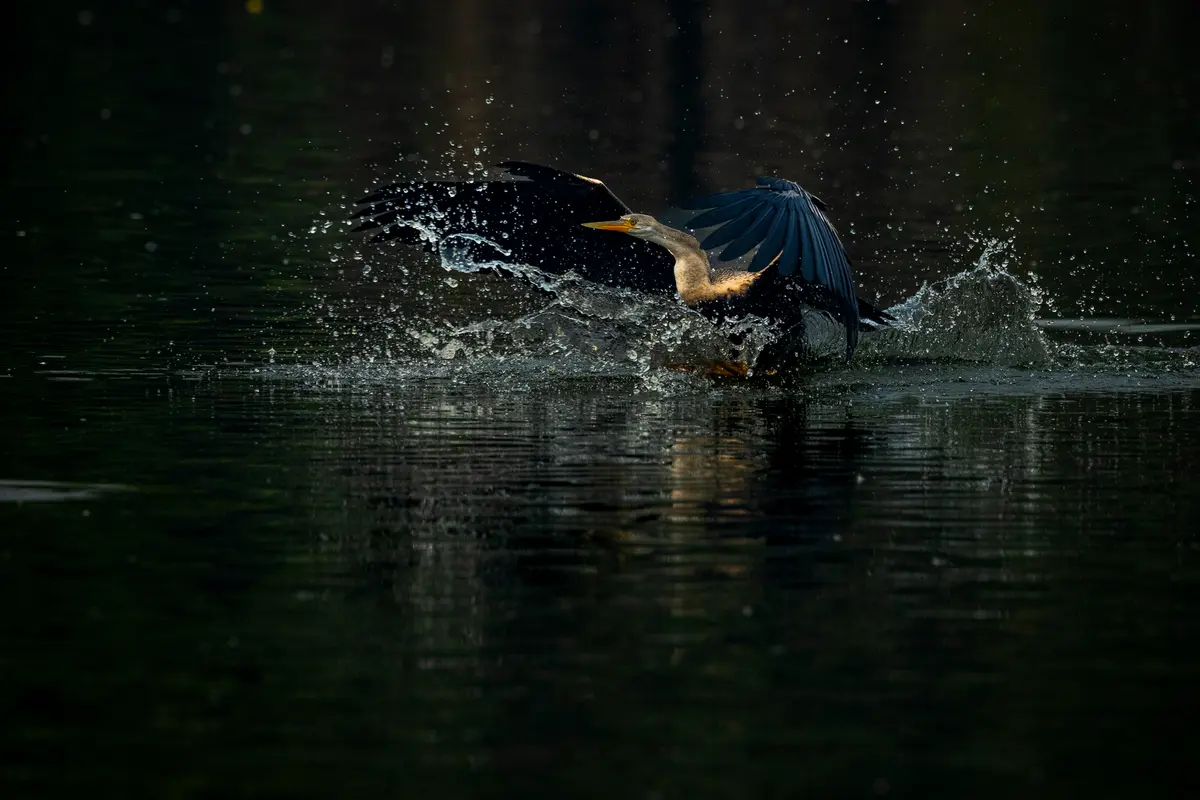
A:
[389,251,785,376]
[438,232,513,273]
[860,238,1051,367]
[397,234,1055,373]
[309,224,1198,391]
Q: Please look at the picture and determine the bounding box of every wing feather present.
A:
[797,199,820,283]
[683,174,862,357]
[700,202,772,252]
[778,206,801,279]
[747,209,790,273]
[718,199,779,262]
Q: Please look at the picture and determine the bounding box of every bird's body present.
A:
[352,161,891,367]
[583,213,766,305]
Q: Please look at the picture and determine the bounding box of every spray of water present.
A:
[859,238,1051,367]
[292,170,1196,391]
[342,229,1056,374]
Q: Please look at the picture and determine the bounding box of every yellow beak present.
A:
[581,219,635,232]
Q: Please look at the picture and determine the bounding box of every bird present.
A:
[351,161,892,371]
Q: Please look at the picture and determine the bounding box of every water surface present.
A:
[3,1,1199,797]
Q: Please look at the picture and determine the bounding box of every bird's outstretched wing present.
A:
[350,162,674,293]
[683,177,861,355]
[351,161,631,239]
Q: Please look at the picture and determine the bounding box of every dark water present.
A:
[4,2,1200,797]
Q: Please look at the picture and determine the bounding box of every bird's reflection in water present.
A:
[304,386,891,779]
[579,428,766,591]
[667,435,756,522]
[315,388,877,610]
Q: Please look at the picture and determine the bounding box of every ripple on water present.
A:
[275,235,1200,395]
[0,480,133,503]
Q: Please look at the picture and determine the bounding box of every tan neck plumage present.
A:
[655,229,763,305]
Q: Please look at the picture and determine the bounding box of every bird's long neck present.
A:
[651,225,759,305]
[652,227,715,304]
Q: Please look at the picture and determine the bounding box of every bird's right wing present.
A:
[682,177,861,352]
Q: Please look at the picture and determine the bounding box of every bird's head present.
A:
[581,213,666,243]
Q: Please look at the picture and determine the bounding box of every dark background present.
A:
[4,0,1197,368]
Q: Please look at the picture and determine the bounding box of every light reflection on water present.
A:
[311,381,1200,794]
[0,479,132,503]
[3,369,1199,796]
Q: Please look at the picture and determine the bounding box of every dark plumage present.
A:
[353,162,673,293]
[352,161,891,363]
[684,177,863,356]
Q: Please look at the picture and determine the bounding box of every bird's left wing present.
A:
[352,161,631,239]
[493,161,633,218]
[350,162,675,293]
[682,177,860,353]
